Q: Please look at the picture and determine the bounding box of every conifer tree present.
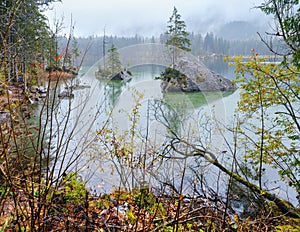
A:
[166,6,191,67]
[161,7,191,87]
[106,44,122,76]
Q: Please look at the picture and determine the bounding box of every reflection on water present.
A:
[104,80,125,106]
[163,90,235,110]
[70,64,236,192]
[202,56,236,80]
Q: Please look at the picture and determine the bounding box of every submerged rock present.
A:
[161,59,236,92]
[0,111,11,124]
[65,84,91,90]
[58,91,74,99]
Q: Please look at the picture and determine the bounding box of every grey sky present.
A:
[45,0,271,37]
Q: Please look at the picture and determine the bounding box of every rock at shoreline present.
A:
[161,59,236,92]
[65,84,91,90]
[110,70,132,81]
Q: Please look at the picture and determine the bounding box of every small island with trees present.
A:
[95,44,132,81]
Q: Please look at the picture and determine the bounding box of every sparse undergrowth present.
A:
[0,172,299,231]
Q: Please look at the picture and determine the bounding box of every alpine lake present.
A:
[33,57,297,210]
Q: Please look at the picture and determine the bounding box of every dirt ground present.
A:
[40,71,75,80]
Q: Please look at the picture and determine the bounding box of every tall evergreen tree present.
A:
[106,44,122,76]
[165,6,191,67]
[203,32,215,54]
[0,0,58,81]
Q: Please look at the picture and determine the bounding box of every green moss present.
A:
[276,224,300,232]
[54,172,87,205]
[160,67,188,86]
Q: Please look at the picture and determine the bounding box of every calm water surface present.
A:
[52,60,297,206]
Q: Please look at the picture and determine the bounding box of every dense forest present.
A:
[67,28,278,67]
[0,0,63,82]
[0,0,299,231]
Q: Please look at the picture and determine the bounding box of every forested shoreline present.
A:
[65,31,278,67]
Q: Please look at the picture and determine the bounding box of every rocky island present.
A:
[161,58,236,92]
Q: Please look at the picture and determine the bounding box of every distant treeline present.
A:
[60,32,279,67]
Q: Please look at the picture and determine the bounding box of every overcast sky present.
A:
[45,0,271,37]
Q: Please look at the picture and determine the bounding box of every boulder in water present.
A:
[161,58,236,92]
[110,70,132,81]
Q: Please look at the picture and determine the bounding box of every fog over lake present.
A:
[45,0,271,37]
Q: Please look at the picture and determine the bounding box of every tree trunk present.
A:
[194,150,300,218]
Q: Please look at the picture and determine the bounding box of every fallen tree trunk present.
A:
[167,139,299,218]
[193,150,300,218]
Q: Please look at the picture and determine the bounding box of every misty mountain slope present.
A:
[217,21,264,40]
